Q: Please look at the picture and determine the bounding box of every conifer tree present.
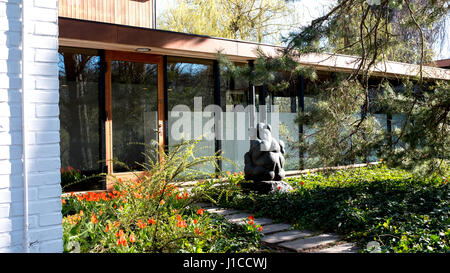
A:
[221,0,449,175]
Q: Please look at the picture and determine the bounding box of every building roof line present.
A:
[58,18,450,80]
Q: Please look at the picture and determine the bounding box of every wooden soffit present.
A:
[59,18,450,80]
[58,17,281,63]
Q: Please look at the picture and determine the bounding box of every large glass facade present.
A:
[111,61,159,172]
[166,57,216,174]
[58,47,103,190]
[220,69,303,172]
[267,74,301,171]
[220,70,250,172]
[59,47,328,188]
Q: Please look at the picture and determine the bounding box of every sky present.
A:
[155,0,449,60]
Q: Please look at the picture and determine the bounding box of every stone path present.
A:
[193,202,359,253]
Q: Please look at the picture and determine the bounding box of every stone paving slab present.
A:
[192,202,214,208]
[260,223,291,235]
[205,208,231,214]
[315,243,359,253]
[262,230,314,244]
[253,218,274,226]
[224,213,252,224]
[213,209,241,216]
[193,203,356,253]
[231,217,275,226]
[279,233,341,252]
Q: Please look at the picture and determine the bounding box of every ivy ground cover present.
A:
[209,165,449,253]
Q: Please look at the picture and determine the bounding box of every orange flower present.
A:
[113,221,120,227]
[159,200,165,205]
[239,171,243,176]
[177,220,187,228]
[196,208,204,216]
[129,233,136,243]
[104,225,110,233]
[61,199,66,205]
[193,218,198,225]
[258,226,263,232]
[194,227,204,236]
[226,171,231,176]
[115,229,125,238]
[176,214,182,221]
[148,218,156,225]
[90,213,97,224]
[116,236,127,247]
[137,220,146,229]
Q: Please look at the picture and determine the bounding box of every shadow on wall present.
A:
[0,2,25,252]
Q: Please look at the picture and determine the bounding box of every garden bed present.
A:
[61,156,449,253]
[205,165,449,253]
[61,174,265,253]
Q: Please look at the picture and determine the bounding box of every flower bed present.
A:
[62,174,263,253]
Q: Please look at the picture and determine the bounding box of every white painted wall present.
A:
[0,0,62,253]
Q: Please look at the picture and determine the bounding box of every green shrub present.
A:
[207,165,449,253]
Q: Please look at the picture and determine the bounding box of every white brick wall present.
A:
[0,0,62,253]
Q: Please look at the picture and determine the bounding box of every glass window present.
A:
[167,57,214,109]
[111,61,159,172]
[166,57,216,175]
[220,66,250,173]
[58,47,103,190]
[268,74,301,171]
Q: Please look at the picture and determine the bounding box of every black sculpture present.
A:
[243,123,293,193]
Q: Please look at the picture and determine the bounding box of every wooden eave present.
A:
[58,18,450,80]
[58,17,280,63]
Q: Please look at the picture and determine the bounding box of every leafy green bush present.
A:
[207,165,449,253]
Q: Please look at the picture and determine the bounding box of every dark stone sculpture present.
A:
[243,123,293,194]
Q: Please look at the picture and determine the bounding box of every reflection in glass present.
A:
[267,73,300,171]
[58,47,103,191]
[58,47,101,173]
[167,57,216,175]
[111,61,158,172]
[220,69,250,173]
